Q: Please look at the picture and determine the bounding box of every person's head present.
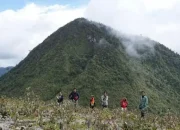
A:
[73,88,76,92]
[91,95,94,97]
[141,91,145,96]
[124,97,127,101]
[59,92,62,95]
[104,91,107,96]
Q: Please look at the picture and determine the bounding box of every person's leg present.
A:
[60,101,63,106]
[92,106,94,109]
[57,101,60,106]
[74,100,77,108]
[91,105,95,112]
[121,107,124,111]
[124,108,127,111]
[104,105,108,108]
[73,100,77,112]
[74,100,79,108]
[141,110,145,118]
[102,105,106,109]
[102,104,104,109]
[72,100,76,108]
[76,100,78,106]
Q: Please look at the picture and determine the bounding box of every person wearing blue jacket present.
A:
[139,91,148,118]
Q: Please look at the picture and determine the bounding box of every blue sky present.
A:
[0,0,89,11]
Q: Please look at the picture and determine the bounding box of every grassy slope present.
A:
[0,18,180,114]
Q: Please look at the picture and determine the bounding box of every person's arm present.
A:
[77,93,79,99]
[69,92,72,99]
[145,96,148,108]
[106,96,108,101]
[106,96,109,106]
[120,100,123,105]
[101,95,104,102]
[139,97,142,109]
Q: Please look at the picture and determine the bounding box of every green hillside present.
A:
[0,18,180,113]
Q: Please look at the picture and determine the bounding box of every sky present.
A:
[0,0,180,67]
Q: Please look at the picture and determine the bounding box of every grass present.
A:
[0,94,180,130]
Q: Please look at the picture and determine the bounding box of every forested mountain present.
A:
[0,18,180,113]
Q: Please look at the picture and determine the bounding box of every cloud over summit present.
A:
[85,0,180,54]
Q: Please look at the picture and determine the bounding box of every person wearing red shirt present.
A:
[120,98,128,111]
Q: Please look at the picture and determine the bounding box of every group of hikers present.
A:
[56,88,148,118]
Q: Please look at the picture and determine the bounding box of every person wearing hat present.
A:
[90,95,95,109]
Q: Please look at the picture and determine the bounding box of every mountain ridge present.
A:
[0,66,13,77]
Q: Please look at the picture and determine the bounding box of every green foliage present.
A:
[0,18,180,114]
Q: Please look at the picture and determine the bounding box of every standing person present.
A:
[120,98,128,111]
[69,88,79,107]
[101,91,108,108]
[90,95,95,109]
[57,92,63,105]
[139,91,148,118]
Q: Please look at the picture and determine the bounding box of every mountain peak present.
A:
[73,17,88,22]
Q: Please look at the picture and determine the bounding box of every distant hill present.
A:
[0,18,180,113]
[0,67,13,77]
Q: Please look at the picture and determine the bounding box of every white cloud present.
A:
[1,0,180,66]
[85,0,180,54]
[0,3,85,67]
[142,0,178,11]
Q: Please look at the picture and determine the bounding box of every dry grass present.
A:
[0,96,179,130]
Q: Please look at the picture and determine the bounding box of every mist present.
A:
[89,19,156,58]
[120,34,156,58]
